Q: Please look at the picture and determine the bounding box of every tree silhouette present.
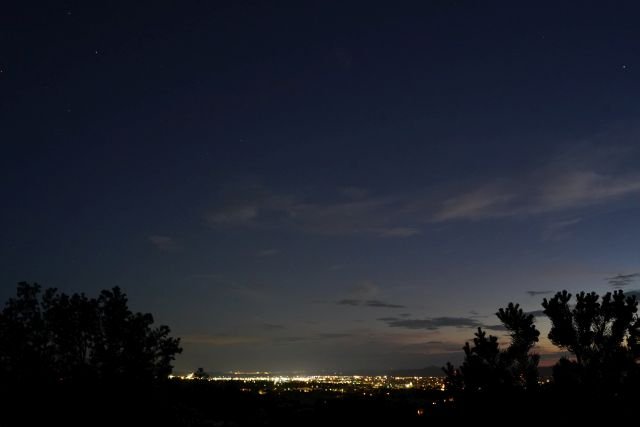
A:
[445,303,539,392]
[542,290,640,393]
[457,327,503,392]
[0,282,52,383]
[0,282,182,385]
[497,303,540,389]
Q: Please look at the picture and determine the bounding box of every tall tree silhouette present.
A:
[0,283,51,383]
[497,303,540,389]
[0,282,182,385]
[41,287,99,382]
[445,303,539,392]
[542,290,640,392]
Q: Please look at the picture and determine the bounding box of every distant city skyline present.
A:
[2,1,640,372]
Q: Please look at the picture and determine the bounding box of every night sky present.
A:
[3,1,640,374]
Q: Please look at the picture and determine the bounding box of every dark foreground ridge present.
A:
[1,283,639,425]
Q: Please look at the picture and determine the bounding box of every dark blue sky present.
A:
[2,1,640,373]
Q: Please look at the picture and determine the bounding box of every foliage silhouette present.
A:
[542,289,640,393]
[444,289,640,421]
[444,303,539,392]
[0,282,182,386]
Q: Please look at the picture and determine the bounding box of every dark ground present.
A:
[2,379,637,426]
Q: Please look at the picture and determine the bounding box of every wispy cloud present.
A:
[338,299,406,309]
[536,171,640,213]
[206,206,259,226]
[205,186,415,238]
[204,145,640,236]
[257,248,279,257]
[526,290,553,297]
[337,281,405,308]
[349,280,380,300]
[148,235,181,252]
[432,185,516,222]
[383,316,481,330]
[182,334,265,346]
[432,171,640,222]
[364,300,406,308]
[338,299,361,306]
[380,315,525,331]
[542,218,582,241]
[273,336,307,344]
[607,273,640,288]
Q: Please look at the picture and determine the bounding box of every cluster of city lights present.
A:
[169,372,447,391]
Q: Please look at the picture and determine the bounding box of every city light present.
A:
[170,372,447,393]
